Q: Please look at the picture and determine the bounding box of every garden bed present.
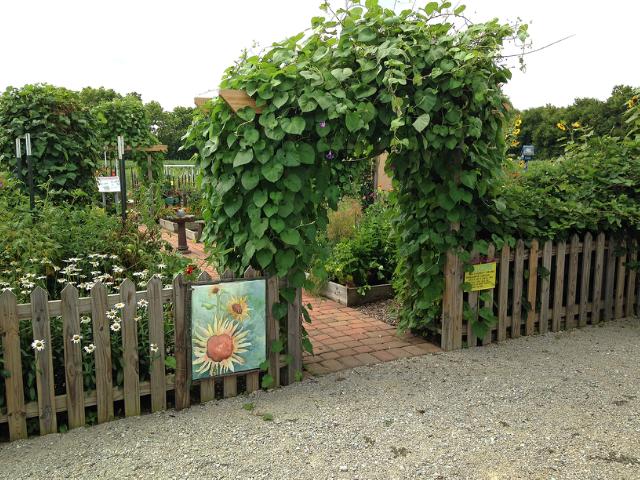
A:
[159,218,204,242]
[318,280,394,307]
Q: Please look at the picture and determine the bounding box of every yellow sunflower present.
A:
[515,118,522,127]
[556,122,566,131]
[227,296,250,322]
[193,316,250,376]
[571,121,581,128]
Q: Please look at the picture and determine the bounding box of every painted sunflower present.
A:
[193,316,250,376]
[226,296,250,322]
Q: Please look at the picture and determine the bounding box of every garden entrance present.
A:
[161,231,441,375]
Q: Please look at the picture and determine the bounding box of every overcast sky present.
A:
[1,1,638,111]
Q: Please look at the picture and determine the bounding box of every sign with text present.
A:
[465,262,497,291]
[96,176,121,193]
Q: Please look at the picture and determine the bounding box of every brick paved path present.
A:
[160,229,440,374]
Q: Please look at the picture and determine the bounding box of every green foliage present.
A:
[0,84,101,198]
[93,96,163,181]
[154,105,198,160]
[489,133,640,240]
[0,173,195,413]
[184,1,523,333]
[508,85,637,160]
[325,197,396,291]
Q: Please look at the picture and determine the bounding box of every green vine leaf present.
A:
[280,229,301,246]
[233,149,254,167]
[412,113,431,132]
[280,117,306,135]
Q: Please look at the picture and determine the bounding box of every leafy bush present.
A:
[325,196,396,290]
[0,84,101,198]
[485,133,640,241]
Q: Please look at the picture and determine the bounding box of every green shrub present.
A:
[0,84,101,198]
[325,196,396,290]
[485,133,640,241]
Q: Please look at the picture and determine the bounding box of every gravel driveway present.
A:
[1,318,639,480]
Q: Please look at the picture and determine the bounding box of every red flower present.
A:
[185,265,196,275]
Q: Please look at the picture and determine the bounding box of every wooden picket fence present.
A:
[441,233,639,350]
[0,268,302,442]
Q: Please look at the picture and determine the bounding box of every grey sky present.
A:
[1,1,637,110]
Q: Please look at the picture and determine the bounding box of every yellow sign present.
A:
[465,262,497,291]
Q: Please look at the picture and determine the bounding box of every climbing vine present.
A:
[184,1,527,343]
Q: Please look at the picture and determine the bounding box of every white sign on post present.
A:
[97,176,121,193]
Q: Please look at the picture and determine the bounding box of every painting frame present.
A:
[186,276,267,380]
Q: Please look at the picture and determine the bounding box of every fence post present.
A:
[286,282,303,383]
[61,284,86,428]
[243,267,261,393]
[441,249,463,351]
[147,276,166,412]
[266,276,281,386]
[31,287,57,435]
[0,291,27,440]
[173,273,190,410]
[120,278,140,417]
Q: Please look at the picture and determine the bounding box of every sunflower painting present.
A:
[191,279,266,379]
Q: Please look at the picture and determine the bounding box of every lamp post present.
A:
[25,133,34,210]
[14,137,22,182]
[15,134,35,210]
[117,135,127,221]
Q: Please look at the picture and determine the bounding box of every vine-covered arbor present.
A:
[185,1,527,374]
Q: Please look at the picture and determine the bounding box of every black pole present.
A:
[27,155,35,210]
[15,155,22,181]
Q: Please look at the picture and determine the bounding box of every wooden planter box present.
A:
[319,280,394,307]
[159,219,204,242]
[159,218,178,233]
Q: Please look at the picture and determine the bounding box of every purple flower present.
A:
[326,150,335,160]
[319,121,327,128]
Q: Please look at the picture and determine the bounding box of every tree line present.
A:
[509,85,636,160]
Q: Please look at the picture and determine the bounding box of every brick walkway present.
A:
[160,228,440,374]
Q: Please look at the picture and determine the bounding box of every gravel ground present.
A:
[355,298,399,326]
[1,318,639,480]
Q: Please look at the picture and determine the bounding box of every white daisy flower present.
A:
[113,266,124,274]
[157,263,167,270]
[150,343,159,353]
[71,334,82,344]
[80,316,91,324]
[57,278,66,284]
[2,287,13,292]
[137,299,148,308]
[109,254,119,260]
[84,343,96,353]
[134,316,141,322]
[113,302,125,309]
[31,339,45,351]
[110,322,121,332]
